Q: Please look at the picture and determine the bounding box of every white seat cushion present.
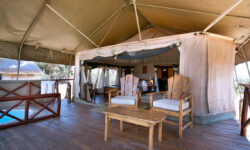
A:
[111,96,136,105]
[153,99,189,111]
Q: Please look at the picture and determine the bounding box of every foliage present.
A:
[36,62,74,79]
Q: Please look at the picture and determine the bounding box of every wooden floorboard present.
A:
[0,100,249,150]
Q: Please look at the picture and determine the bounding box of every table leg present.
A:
[105,114,109,141]
[120,120,123,131]
[158,122,162,142]
[149,126,154,150]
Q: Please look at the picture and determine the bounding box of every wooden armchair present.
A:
[107,74,141,108]
[149,74,193,138]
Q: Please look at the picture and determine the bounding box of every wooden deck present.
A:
[0,100,249,150]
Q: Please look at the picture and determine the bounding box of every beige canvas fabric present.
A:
[0,0,148,64]
[207,36,235,114]
[179,34,208,115]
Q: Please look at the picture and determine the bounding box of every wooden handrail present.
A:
[0,93,60,101]
[239,84,250,136]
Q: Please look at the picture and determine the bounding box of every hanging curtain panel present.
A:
[154,69,159,92]
[97,68,105,93]
[207,36,235,114]
[104,68,109,86]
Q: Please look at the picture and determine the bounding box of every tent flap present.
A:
[0,41,75,65]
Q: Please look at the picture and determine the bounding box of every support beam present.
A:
[136,2,250,20]
[203,0,243,32]
[132,0,142,42]
[237,37,250,51]
[241,48,250,78]
[234,69,242,100]
[236,37,250,78]
[16,0,49,80]
[98,9,121,46]
[74,2,131,51]
[46,4,99,48]
[89,3,130,39]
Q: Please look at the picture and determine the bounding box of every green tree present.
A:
[36,62,73,79]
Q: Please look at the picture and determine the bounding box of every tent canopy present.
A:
[0,0,249,64]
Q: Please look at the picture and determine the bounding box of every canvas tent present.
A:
[0,0,249,66]
[75,31,235,123]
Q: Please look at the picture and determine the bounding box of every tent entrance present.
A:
[82,45,180,102]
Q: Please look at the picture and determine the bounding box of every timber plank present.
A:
[0,100,249,150]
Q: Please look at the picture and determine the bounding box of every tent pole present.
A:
[234,68,243,121]
[235,68,242,99]
[16,0,49,80]
[68,54,74,79]
[132,0,142,42]
[73,2,130,51]
[98,9,122,46]
[89,3,130,39]
[241,47,250,78]
[237,37,250,51]
[135,3,249,20]
[203,0,243,32]
[46,4,99,48]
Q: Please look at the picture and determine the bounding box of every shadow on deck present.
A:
[0,100,249,150]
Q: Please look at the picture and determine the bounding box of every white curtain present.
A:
[81,67,91,101]
[97,68,105,93]
[104,68,109,86]
[122,69,125,77]
[87,69,92,84]
[154,69,159,92]
[115,69,119,85]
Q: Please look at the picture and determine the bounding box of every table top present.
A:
[103,106,166,124]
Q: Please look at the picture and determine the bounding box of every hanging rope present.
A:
[98,7,122,46]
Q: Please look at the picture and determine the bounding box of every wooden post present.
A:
[149,95,153,108]
[105,114,109,141]
[108,92,111,108]
[25,82,31,121]
[158,122,162,142]
[67,82,71,103]
[179,100,183,138]
[57,94,61,117]
[240,86,249,136]
[149,126,154,150]
[190,96,193,127]
[56,80,59,93]
[120,120,123,131]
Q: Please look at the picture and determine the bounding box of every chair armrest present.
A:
[107,89,119,108]
[147,91,167,96]
[182,94,193,101]
[148,91,168,108]
[106,89,119,94]
[180,94,193,110]
[148,91,168,102]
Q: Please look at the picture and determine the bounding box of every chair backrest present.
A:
[120,74,139,96]
[168,74,190,100]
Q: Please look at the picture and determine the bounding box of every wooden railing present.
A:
[239,84,250,136]
[0,93,61,129]
[0,81,40,97]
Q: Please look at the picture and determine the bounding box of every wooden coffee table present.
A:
[103,106,166,150]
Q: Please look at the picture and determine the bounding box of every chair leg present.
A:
[179,116,183,138]
[190,110,193,128]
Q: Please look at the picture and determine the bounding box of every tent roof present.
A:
[0,0,249,64]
